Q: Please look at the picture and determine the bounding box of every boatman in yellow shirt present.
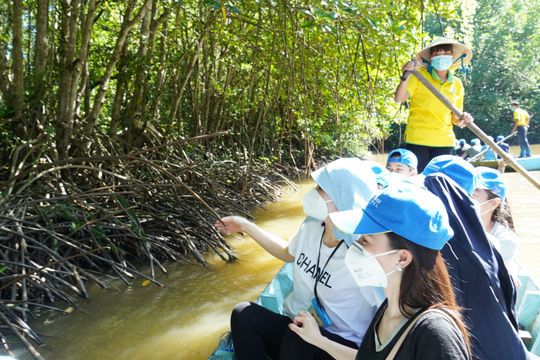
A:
[395,37,474,172]
[511,101,532,158]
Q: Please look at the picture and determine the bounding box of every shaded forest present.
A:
[0,0,455,357]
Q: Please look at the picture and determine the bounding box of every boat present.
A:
[208,263,540,359]
[471,155,540,172]
[517,272,540,356]
[209,263,293,360]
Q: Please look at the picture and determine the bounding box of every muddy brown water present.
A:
[24,146,540,360]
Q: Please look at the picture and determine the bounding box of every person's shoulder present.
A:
[418,67,430,76]
[452,74,464,87]
[408,309,468,359]
[296,217,325,237]
[302,217,323,227]
[491,221,518,242]
[412,309,461,336]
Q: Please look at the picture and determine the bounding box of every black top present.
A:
[356,300,469,360]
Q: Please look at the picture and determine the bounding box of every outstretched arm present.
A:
[215,216,294,262]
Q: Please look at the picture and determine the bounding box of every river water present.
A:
[27,147,540,360]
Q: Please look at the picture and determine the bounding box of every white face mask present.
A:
[345,242,401,288]
[302,188,332,221]
[388,171,409,181]
[472,198,494,216]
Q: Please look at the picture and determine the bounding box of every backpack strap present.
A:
[384,308,468,360]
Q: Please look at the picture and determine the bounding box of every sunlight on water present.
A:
[28,148,539,360]
[30,182,314,360]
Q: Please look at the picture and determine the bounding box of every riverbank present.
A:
[22,181,312,360]
[0,138,313,359]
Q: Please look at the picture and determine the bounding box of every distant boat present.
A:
[471,155,540,172]
[208,263,540,359]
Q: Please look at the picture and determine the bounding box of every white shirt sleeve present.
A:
[490,222,519,275]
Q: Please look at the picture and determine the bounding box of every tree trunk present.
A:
[169,40,202,123]
[0,43,12,110]
[56,0,83,158]
[148,23,169,128]
[12,0,26,138]
[81,0,151,146]
[30,0,50,137]
[126,0,153,142]
[109,77,126,138]
[73,0,97,123]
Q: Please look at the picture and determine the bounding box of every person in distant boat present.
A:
[288,181,471,359]
[511,101,532,158]
[477,136,497,161]
[386,148,418,177]
[395,37,474,172]
[472,167,519,280]
[463,138,482,160]
[496,135,510,156]
[454,139,470,157]
[215,158,384,360]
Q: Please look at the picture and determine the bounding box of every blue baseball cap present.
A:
[387,148,418,170]
[476,166,507,200]
[496,135,504,142]
[370,163,391,187]
[459,139,466,146]
[422,155,477,195]
[330,181,453,250]
[471,138,480,146]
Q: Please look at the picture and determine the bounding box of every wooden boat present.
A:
[209,263,540,359]
[472,155,540,172]
[517,272,540,356]
[209,263,293,360]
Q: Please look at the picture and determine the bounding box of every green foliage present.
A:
[425,0,540,144]
[0,0,459,164]
[456,0,538,142]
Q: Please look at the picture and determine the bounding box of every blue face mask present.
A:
[431,55,453,71]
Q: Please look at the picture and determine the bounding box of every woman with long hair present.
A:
[472,166,518,277]
[215,158,386,359]
[288,181,470,359]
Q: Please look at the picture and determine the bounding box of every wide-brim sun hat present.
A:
[416,37,473,69]
[329,181,453,251]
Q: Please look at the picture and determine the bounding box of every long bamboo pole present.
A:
[409,70,540,191]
